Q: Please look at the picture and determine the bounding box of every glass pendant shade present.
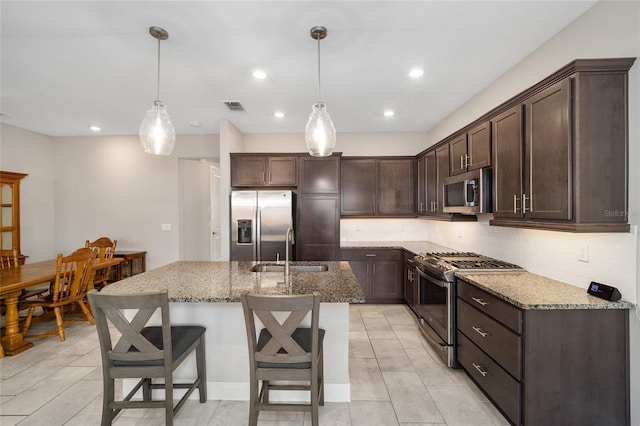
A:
[305,102,336,157]
[139,100,175,156]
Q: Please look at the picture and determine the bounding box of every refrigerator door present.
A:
[257,190,293,262]
[230,191,257,261]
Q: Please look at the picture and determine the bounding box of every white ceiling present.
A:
[0,1,595,138]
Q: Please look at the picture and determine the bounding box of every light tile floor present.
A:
[0,304,509,425]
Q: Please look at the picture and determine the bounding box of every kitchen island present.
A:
[101,261,364,402]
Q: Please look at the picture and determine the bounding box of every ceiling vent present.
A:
[222,101,245,111]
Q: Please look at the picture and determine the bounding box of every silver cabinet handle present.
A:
[472,297,487,306]
[513,194,521,214]
[522,193,531,213]
[472,362,488,377]
[466,154,471,168]
[460,155,465,169]
[472,326,487,338]
[366,254,377,257]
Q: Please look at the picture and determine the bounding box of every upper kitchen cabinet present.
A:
[416,155,426,215]
[341,157,415,217]
[490,58,635,232]
[297,155,340,194]
[230,154,297,187]
[1,171,27,262]
[449,121,491,176]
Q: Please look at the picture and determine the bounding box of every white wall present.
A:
[45,133,216,268]
[241,132,427,156]
[0,124,56,262]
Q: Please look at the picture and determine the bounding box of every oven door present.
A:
[415,266,456,367]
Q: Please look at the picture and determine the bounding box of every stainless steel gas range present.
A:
[412,251,522,368]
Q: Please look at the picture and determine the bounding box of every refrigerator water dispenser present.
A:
[237,220,252,244]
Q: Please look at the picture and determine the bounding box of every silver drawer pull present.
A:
[472,326,487,338]
[472,362,488,377]
[472,297,488,306]
[365,254,377,257]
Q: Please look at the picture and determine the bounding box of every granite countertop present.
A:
[341,240,453,254]
[456,271,632,310]
[101,261,365,303]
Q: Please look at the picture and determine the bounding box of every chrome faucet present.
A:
[285,227,295,276]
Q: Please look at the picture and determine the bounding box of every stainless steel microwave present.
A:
[442,168,492,214]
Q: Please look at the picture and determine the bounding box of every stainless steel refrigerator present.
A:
[230,190,295,262]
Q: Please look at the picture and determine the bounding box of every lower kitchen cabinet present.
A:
[457,278,629,425]
[403,250,417,306]
[341,248,403,303]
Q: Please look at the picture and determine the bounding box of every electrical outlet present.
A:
[578,245,589,263]
[161,224,172,231]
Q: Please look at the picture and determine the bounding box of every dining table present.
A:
[0,257,122,357]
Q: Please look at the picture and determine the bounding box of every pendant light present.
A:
[305,26,336,157]
[139,26,175,156]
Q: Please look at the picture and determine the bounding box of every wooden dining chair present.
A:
[0,247,19,269]
[87,289,207,426]
[241,292,324,426]
[85,237,117,289]
[20,247,97,341]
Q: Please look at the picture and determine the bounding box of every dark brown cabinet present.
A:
[297,155,341,260]
[341,248,403,303]
[425,149,438,215]
[296,194,340,260]
[435,145,450,215]
[490,58,633,232]
[403,251,417,306]
[457,278,629,425]
[298,155,340,194]
[492,104,523,219]
[416,155,426,215]
[450,122,491,176]
[341,158,415,217]
[231,154,296,187]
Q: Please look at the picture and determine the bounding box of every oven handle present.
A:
[416,267,450,288]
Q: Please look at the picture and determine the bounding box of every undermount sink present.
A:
[250,263,329,273]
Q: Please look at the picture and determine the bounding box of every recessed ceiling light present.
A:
[252,70,268,80]
[409,68,424,78]
[274,111,285,118]
[384,110,395,117]
[188,120,202,127]
[89,125,101,132]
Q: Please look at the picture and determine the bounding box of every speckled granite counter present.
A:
[341,240,452,254]
[102,260,364,303]
[456,271,632,310]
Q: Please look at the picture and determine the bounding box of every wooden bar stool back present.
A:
[85,237,117,289]
[87,289,207,426]
[0,247,18,269]
[241,292,324,426]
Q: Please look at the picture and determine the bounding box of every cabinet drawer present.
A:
[457,279,522,333]
[457,332,520,425]
[457,298,521,379]
[341,248,402,261]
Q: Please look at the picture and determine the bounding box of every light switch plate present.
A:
[161,224,172,231]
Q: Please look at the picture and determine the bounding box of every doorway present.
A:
[179,158,221,261]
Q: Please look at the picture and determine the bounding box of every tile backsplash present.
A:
[340,217,639,303]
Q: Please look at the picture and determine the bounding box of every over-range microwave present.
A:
[442,168,492,214]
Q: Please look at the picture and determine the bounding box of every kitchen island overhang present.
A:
[100,261,364,402]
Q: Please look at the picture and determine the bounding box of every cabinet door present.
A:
[267,156,297,186]
[341,250,371,297]
[371,259,403,300]
[403,261,416,305]
[416,156,426,215]
[525,79,571,220]
[297,194,339,260]
[449,134,468,176]
[377,159,415,216]
[492,105,524,219]
[298,156,340,193]
[231,156,266,186]
[435,145,450,214]
[425,150,438,214]
[467,121,491,170]
[341,159,376,216]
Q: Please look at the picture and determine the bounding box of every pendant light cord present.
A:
[316,35,322,101]
[156,37,161,101]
